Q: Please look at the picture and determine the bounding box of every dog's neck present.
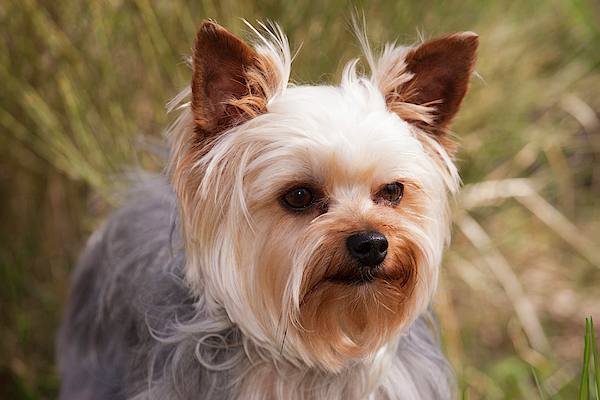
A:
[220,316,453,400]
[235,341,396,399]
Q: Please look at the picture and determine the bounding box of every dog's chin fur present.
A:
[57,21,476,400]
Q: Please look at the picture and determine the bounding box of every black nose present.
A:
[346,231,388,267]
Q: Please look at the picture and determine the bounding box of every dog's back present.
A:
[57,180,186,399]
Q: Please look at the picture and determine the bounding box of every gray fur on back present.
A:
[56,179,454,400]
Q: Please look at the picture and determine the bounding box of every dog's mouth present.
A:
[325,263,384,285]
[323,260,413,287]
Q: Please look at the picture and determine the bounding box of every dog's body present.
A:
[57,21,477,400]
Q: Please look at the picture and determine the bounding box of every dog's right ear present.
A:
[191,21,267,139]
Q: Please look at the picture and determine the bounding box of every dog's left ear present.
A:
[384,33,478,152]
[191,21,267,139]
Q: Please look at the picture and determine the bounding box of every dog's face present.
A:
[168,22,477,372]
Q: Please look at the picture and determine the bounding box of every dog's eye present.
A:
[282,187,313,210]
[377,182,404,205]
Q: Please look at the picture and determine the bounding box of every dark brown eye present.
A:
[282,187,313,210]
[377,182,404,205]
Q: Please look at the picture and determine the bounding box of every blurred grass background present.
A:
[1,0,599,398]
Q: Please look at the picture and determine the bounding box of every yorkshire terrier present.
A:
[57,20,477,400]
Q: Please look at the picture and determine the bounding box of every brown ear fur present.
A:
[387,33,478,152]
[191,21,266,138]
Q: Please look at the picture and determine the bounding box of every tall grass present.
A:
[1,0,599,398]
[578,318,599,400]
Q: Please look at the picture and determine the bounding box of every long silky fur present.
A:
[56,179,454,400]
[57,23,461,400]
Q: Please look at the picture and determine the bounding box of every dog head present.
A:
[167,21,477,372]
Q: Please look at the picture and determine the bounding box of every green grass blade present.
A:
[580,318,591,400]
[591,317,599,400]
[531,366,546,400]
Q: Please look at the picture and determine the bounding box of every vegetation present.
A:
[1,0,599,398]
